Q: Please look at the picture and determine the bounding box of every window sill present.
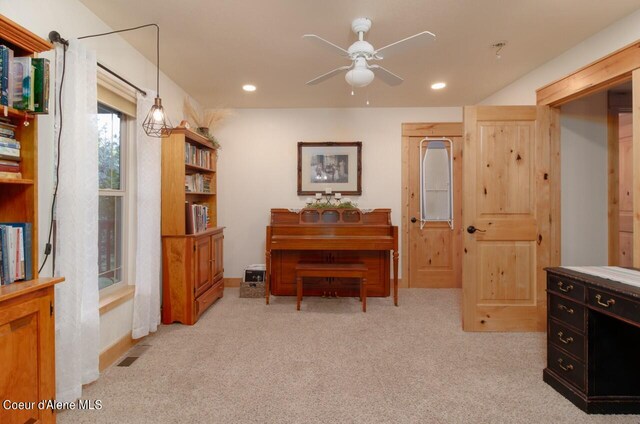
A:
[99,284,135,316]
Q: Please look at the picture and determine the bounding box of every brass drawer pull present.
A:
[557,358,574,372]
[557,304,574,314]
[595,294,615,308]
[557,281,573,293]
[557,332,573,344]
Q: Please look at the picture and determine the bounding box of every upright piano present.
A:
[265,208,399,305]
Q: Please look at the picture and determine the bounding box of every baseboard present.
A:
[224,277,242,287]
[99,333,139,372]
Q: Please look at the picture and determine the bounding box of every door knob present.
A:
[411,217,417,223]
[467,225,486,234]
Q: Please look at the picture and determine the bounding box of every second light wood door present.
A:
[462,106,555,332]
[618,113,634,266]
[408,134,462,287]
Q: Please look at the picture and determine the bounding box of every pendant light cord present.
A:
[39,44,67,275]
[78,23,160,96]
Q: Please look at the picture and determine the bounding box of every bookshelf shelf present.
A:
[186,191,215,196]
[171,127,216,150]
[3,107,35,120]
[0,178,34,185]
[185,163,215,173]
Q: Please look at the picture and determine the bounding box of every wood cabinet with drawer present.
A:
[544,267,640,414]
[162,227,224,325]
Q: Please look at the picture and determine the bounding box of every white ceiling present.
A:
[78,0,640,108]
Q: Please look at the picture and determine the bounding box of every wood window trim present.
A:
[99,284,135,316]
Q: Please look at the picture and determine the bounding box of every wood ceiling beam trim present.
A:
[536,40,640,106]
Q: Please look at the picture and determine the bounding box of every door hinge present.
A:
[50,301,54,316]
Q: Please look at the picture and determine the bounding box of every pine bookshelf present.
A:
[161,127,218,235]
[161,127,224,325]
[0,14,64,424]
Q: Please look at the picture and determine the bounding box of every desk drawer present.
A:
[588,289,640,327]
[549,318,585,360]
[547,274,585,302]
[549,295,585,332]
[548,345,586,391]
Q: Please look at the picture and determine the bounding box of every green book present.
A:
[33,58,49,114]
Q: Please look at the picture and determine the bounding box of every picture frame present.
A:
[297,141,362,195]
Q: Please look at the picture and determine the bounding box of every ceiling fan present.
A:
[304,18,435,88]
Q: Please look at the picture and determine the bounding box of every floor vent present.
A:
[117,343,152,367]
[117,356,138,367]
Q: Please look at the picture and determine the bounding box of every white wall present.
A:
[482,8,640,105]
[216,107,462,278]
[0,0,195,353]
[560,92,608,265]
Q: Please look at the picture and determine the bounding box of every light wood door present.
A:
[462,106,555,332]
[408,135,462,287]
[211,232,224,281]
[618,113,634,266]
[194,236,211,296]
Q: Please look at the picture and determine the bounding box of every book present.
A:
[0,146,19,157]
[0,126,14,138]
[0,138,20,148]
[0,45,11,106]
[0,226,9,284]
[0,171,22,179]
[11,57,31,110]
[0,153,21,162]
[0,165,19,172]
[33,58,49,114]
[3,223,32,281]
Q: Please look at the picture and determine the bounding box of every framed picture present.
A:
[297,141,362,195]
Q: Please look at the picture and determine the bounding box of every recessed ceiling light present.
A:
[242,84,256,92]
[431,82,446,90]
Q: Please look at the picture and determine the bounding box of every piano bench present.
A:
[294,263,368,312]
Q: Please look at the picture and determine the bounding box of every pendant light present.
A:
[77,24,172,138]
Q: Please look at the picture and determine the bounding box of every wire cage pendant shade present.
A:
[142,96,172,138]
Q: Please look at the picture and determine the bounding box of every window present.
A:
[98,103,127,290]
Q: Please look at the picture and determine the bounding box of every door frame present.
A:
[401,122,463,287]
[536,39,640,268]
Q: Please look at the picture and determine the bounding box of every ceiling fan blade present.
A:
[369,64,404,86]
[303,34,349,56]
[374,31,436,59]
[306,65,352,85]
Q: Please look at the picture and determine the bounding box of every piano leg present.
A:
[393,251,399,306]
[265,249,271,305]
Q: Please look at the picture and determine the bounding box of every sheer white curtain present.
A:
[131,90,161,339]
[54,40,100,402]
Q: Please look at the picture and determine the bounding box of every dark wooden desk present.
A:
[544,267,640,414]
[265,208,398,306]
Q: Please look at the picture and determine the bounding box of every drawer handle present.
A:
[557,304,574,314]
[557,331,573,344]
[557,281,573,293]
[557,358,574,372]
[595,294,615,308]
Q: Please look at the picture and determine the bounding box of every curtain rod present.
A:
[97,63,147,96]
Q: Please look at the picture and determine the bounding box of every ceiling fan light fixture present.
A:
[431,82,446,90]
[345,67,374,88]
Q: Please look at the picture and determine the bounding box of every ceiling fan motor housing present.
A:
[348,40,374,59]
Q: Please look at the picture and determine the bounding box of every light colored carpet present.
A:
[60,288,638,423]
